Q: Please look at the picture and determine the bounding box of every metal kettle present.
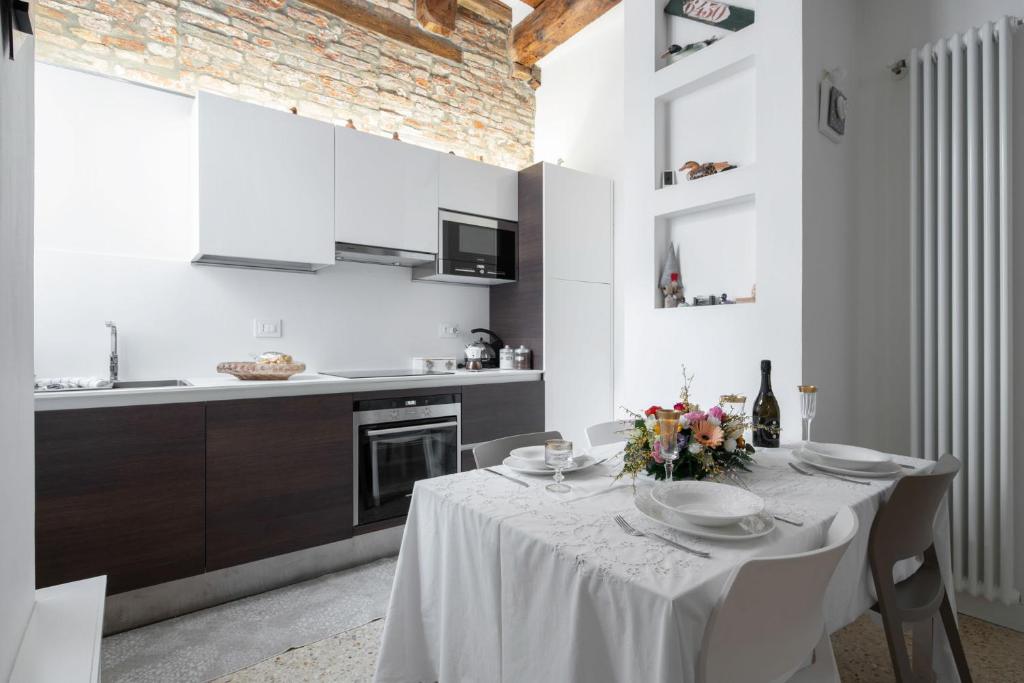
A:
[464,328,504,369]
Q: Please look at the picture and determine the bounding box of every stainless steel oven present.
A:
[412,210,517,285]
[353,393,461,526]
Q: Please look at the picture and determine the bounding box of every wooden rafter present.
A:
[512,0,620,67]
[302,0,463,62]
[416,0,457,36]
[518,0,543,7]
[458,0,512,24]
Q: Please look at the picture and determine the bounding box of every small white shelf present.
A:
[655,300,756,311]
[653,25,758,101]
[653,164,757,218]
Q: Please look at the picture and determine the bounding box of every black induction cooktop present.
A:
[319,369,456,379]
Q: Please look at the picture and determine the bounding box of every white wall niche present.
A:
[653,0,757,74]
[654,61,756,191]
[654,196,756,309]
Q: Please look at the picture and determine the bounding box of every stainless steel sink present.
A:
[111,379,192,389]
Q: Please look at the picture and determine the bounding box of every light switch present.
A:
[438,323,461,338]
[253,319,282,338]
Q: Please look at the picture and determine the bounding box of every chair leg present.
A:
[879,609,915,682]
[786,629,840,683]
[938,592,972,683]
[911,617,936,682]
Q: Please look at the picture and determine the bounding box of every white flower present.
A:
[645,415,656,431]
[706,416,721,427]
[680,416,691,429]
[688,442,701,454]
[724,438,737,452]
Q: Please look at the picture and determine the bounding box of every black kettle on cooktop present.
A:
[465,328,505,369]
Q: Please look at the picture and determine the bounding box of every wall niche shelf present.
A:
[653,25,758,99]
[654,196,756,310]
[655,300,756,312]
[654,164,756,218]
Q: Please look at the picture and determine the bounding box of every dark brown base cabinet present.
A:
[35,404,206,594]
[205,394,353,570]
[34,381,541,595]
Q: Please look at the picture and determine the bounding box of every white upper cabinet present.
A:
[335,127,440,255]
[438,154,518,221]
[194,92,335,271]
[543,164,613,284]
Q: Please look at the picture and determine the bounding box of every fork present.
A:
[722,472,804,527]
[788,462,871,486]
[612,514,711,558]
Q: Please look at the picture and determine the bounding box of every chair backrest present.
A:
[472,431,563,469]
[697,507,859,683]
[585,420,632,448]
[868,453,960,568]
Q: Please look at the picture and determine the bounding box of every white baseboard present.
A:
[956,591,1024,633]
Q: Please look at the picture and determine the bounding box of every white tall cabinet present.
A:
[494,162,613,446]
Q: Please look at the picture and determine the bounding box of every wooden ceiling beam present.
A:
[457,0,512,25]
[512,0,619,67]
[301,0,463,62]
[416,0,457,36]
[519,0,544,7]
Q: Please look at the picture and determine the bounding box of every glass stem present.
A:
[554,468,563,485]
[807,419,812,444]
[665,461,674,482]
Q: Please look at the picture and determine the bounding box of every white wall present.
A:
[0,36,36,677]
[620,0,805,433]
[534,3,625,410]
[34,64,489,380]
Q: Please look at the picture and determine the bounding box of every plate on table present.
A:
[794,448,903,478]
[634,487,775,541]
[508,445,546,461]
[650,481,765,528]
[802,442,893,471]
[503,453,595,475]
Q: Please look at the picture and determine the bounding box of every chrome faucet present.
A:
[105,321,119,382]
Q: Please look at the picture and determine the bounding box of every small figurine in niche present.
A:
[659,36,720,61]
[680,160,737,181]
[662,272,683,308]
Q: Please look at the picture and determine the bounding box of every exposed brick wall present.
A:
[34,0,535,169]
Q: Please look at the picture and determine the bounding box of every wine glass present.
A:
[656,410,682,482]
[544,439,574,493]
[798,385,817,444]
[719,394,747,415]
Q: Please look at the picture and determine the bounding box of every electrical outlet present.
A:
[438,323,461,339]
[253,319,282,338]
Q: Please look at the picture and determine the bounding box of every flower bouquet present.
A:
[618,367,755,482]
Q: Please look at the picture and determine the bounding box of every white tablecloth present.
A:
[375,446,956,682]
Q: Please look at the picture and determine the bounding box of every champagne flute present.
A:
[544,439,573,493]
[656,410,682,482]
[798,385,817,444]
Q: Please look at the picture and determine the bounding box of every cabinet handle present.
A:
[366,421,458,437]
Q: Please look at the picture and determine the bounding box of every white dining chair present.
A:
[584,420,632,448]
[472,431,562,469]
[697,506,859,683]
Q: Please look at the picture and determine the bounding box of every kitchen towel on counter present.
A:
[35,376,112,390]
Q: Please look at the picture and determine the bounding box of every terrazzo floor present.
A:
[108,557,1024,682]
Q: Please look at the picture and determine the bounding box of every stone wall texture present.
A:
[34,0,535,169]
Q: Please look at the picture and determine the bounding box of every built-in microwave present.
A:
[412,210,517,285]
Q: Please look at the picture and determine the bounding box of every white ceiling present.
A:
[507,0,534,26]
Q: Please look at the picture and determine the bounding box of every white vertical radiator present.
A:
[909,17,1018,604]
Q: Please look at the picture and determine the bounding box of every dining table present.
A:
[373,443,958,682]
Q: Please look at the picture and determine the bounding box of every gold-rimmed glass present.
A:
[656,409,682,482]
[798,385,818,443]
[719,394,747,414]
[544,439,574,493]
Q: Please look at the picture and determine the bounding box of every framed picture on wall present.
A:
[818,72,847,143]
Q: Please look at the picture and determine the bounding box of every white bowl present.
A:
[650,481,765,528]
[803,442,892,471]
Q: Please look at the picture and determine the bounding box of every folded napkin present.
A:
[35,377,112,390]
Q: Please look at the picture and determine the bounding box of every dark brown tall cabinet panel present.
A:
[206,394,353,570]
[35,404,207,594]
[462,380,545,445]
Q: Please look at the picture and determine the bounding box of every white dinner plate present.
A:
[508,445,546,461]
[503,453,596,475]
[802,442,893,471]
[794,448,903,478]
[634,487,776,541]
[650,481,765,527]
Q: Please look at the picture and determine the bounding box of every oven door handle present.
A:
[366,421,459,437]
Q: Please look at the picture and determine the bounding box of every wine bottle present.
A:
[752,359,780,447]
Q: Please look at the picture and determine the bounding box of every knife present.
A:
[484,467,529,487]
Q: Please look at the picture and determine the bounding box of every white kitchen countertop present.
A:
[34,369,543,411]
